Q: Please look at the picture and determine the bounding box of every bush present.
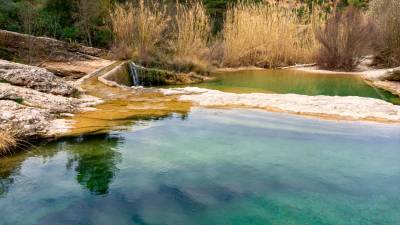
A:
[221,1,319,68]
[315,6,373,70]
[369,0,400,67]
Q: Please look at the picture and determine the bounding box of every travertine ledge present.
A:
[161,87,400,122]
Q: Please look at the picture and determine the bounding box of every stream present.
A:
[1,69,400,225]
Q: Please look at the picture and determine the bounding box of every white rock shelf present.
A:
[161,87,400,123]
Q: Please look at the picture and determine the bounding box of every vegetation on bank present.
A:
[315,6,373,70]
[0,131,16,156]
[1,0,399,71]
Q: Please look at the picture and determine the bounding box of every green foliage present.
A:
[137,67,177,86]
[0,0,113,48]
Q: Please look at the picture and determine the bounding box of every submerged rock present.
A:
[0,59,78,96]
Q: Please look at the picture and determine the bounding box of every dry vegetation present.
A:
[110,0,170,63]
[369,0,400,67]
[315,6,373,70]
[168,2,211,73]
[221,1,320,68]
[110,0,211,72]
[109,0,400,71]
[109,0,322,70]
[0,131,17,156]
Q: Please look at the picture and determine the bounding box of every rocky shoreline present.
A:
[0,60,102,153]
[1,33,400,155]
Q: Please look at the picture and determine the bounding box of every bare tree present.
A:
[18,0,39,63]
[75,0,98,47]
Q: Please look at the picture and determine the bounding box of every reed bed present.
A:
[169,1,211,72]
[110,0,170,63]
[110,0,324,69]
[222,1,321,68]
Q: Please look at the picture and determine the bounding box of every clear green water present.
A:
[187,70,400,104]
[1,108,400,225]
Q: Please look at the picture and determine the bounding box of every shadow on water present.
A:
[0,111,189,198]
[0,134,123,196]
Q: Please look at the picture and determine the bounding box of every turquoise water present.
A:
[186,70,400,104]
[1,108,400,225]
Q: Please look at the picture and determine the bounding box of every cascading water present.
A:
[128,62,140,86]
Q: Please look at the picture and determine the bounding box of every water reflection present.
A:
[0,134,123,197]
[1,109,400,225]
[65,135,122,195]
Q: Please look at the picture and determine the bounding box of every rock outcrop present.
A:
[0,29,106,59]
[0,84,98,114]
[0,60,101,141]
[0,60,78,96]
[0,100,53,137]
[379,67,400,81]
[0,29,113,79]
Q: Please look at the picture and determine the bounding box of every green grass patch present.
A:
[13,98,24,104]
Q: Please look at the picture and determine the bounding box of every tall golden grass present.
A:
[169,1,211,72]
[222,1,321,68]
[110,0,211,72]
[110,0,324,69]
[110,0,170,62]
[0,131,17,156]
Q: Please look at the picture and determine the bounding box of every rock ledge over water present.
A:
[0,60,102,142]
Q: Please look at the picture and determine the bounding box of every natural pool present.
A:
[1,108,400,225]
[184,70,400,104]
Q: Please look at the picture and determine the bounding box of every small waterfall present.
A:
[128,62,140,86]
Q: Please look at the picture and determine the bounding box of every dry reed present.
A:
[169,1,211,72]
[110,0,170,63]
[222,1,321,68]
[0,131,17,156]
